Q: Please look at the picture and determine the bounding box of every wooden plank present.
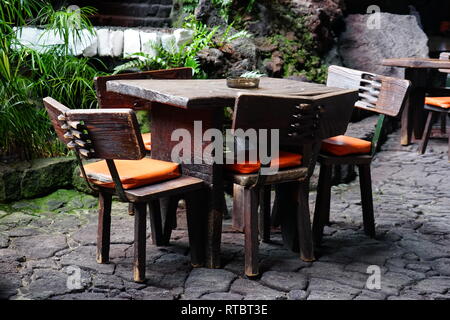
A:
[106,78,344,109]
[382,57,450,69]
[125,176,204,202]
[327,65,411,117]
[95,67,193,110]
[66,109,145,160]
[96,192,112,264]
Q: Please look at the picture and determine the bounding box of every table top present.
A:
[382,57,450,69]
[106,77,344,109]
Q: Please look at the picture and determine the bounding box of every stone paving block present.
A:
[260,271,308,292]
[123,29,141,57]
[307,278,361,300]
[201,292,244,300]
[59,246,115,275]
[183,268,237,299]
[231,279,286,300]
[13,234,67,260]
[414,277,450,294]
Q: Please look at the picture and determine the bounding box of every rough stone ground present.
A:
[0,127,449,300]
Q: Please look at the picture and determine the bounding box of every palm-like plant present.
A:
[0,1,101,161]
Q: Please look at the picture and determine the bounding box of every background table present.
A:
[107,77,356,268]
[382,58,450,145]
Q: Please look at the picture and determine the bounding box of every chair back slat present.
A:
[95,67,193,109]
[232,90,358,147]
[327,65,411,117]
[43,97,72,144]
[44,97,145,160]
[439,52,450,73]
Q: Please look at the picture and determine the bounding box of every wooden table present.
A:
[382,58,450,145]
[106,77,355,268]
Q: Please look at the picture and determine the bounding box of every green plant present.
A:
[240,71,266,78]
[0,1,101,160]
[181,0,199,14]
[114,16,219,77]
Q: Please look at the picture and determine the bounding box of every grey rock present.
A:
[307,278,360,300]
[260,271,308,292]
[338,13,428,77]
[287,290,308,300]
[231,278,285,300]
[184,268,237,299]
[26,269,73,299]
[59,246,115,274]
[0,233,9,248]
[432,258,450,276]
[414,277,450,294]
[201,292,244,300]
[13,234,67,259]
[0,273,21,299]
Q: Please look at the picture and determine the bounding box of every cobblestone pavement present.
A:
[1,128,449,300]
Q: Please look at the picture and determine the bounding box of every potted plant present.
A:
[226,71,266,89]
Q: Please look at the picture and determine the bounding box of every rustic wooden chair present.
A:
[418,52,450,160]
[43,97,205,283]
[312,65,411,245]
[226,90,357,278]
[95,67,193,219]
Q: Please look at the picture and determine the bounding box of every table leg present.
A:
[205,179,224,268]
[401,69,428,145]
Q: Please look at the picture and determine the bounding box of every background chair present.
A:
[312,65,411,245]
[44,97,205,283]
[418,52,450,160]
[94,67,192,230]
[227,90,357,278]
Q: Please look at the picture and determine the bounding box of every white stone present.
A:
[70,29,97,56]
[173,28,194,48]
[97,28,112,56]
[140,32,160,57]
[12,27,42,51]
[161,33,177,54]
[123,29,141,58]
[110,30,124,57]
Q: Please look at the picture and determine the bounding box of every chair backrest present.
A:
[232,90,358,147]
[95,67,193,109]
[327,65,411,117]
[439,52,450,73]
[43,97,145,160]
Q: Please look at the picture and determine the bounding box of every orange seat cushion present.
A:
[83,158,180,189]
[425,97,450,109]
[321,135,372,156]
[142,133,151,151]
[225,151,302,174]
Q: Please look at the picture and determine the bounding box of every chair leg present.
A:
[295,181,315,262]
[312,163,333,245]
[243,187,260,278]
[440,112,447,135]
[96,192,112,264]
[271,187,281,228]
[232,184,245,232]
[133,202,147,283]
[185,190,207,267]
[358,164,376,238]
[159,197,179,245]
[418,111,437,155]
[259,186,271,243]
[148,200,164,246]
[128,203,135,216]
